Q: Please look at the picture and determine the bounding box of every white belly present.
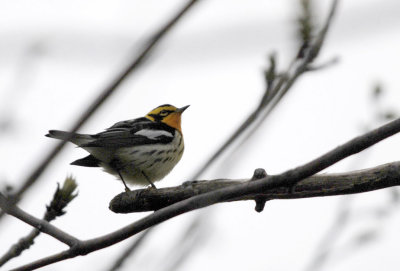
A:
[99,133,184,186]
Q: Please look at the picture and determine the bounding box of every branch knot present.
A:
[251,168,269,213]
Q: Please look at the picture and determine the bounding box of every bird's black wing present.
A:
[105,117,149,132]
[80,118,175,148]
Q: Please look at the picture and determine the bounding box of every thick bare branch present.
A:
[110,162,400,213]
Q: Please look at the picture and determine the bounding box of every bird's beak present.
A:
[176,105,190,113]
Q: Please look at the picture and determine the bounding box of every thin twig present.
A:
[0,177,78,267]
[6,116,400,271]
[0,193,79,247]
[238,0,338,148]
[0,0,200,221]
[190,0,338,180]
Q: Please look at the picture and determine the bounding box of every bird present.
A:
[46,104,189,191]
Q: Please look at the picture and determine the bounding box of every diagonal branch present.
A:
[6,116,400,271]
[0,0,200,221]
[190,0,338,180]
[238,0,339,148]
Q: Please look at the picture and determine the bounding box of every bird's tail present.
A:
[46,130,93,146]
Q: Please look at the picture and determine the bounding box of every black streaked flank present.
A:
[142,150,156,156]
[135,161,147,167]
[163,157,170,163]
[154,158,162,163]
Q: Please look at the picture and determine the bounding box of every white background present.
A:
[1,0,400,270]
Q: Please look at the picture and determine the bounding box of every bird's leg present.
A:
[141,171,157,189]
[117,171,131,192]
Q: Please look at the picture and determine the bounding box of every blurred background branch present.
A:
[0,0,200,222]
[304,84,400,271]
[106,228,154,271]
[0,176,77,267]
[191,0,338,180]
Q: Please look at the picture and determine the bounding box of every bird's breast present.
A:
[114,132,184,185]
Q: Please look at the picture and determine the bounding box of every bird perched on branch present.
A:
[46,104,189,191]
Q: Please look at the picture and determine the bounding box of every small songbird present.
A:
[46,104,189,191]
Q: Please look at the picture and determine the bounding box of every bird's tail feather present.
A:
[46,130,93,146]
[71,155,100,167]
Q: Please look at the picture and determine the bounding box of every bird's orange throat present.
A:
[162,112,183,133]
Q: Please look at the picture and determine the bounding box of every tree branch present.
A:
[110,162,400,213]
[7,116,400,271]
[0,193,79,247]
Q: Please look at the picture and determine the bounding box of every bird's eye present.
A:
[159,110,169,116]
